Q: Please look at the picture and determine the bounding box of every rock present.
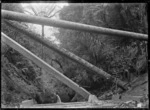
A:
[55,94,62,103]
[137,103,142,108]
[34,92,58,104]
[112,93,121,101]
[1,104,6,108]
[20,99,36,108]
[88,95,102,105]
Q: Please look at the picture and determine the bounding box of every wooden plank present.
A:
[20,101,118,108]
[1,32,91,100]
[2,10,148,40]
[3,20,128,90]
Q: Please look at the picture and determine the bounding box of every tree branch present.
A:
[47,4,56,16]
[24,10,35,15]
[48,9,61,18]
[30,6,38,16]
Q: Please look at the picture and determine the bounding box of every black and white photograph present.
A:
[1,2,148,108]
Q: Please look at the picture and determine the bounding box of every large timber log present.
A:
[3,20,127,90]
[1,10,148,40]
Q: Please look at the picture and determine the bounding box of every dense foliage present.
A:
[55,3,148,97]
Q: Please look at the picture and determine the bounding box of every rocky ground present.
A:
[1,73,148,108]
[109,73,148,108]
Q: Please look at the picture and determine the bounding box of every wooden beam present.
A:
[20,101,118,108]
[2,10,148,40]
[1,32,91,100]
[4,20,128,90]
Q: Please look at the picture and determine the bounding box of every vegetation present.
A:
[55,3,148,96]
[2,3,64,106]
[1,3,148,107]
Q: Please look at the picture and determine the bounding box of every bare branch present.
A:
[30,6,38,16]
[47,5,57,16]
[23,5,38,16]
[48,9,61,18]
[24,10,35,15]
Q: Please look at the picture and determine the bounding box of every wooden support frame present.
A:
[3,20,128,90]
[2,10,148,40]
[1,32,91,100]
